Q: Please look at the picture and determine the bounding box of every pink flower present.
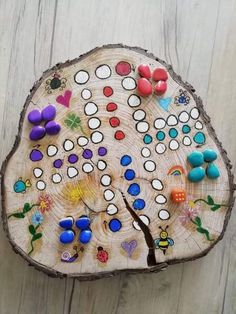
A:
[179,197,199,226]
[38,193,53,213]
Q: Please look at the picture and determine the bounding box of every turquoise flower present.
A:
[31,211,43,225]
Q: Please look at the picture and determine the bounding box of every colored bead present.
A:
[127,183,140,196]
[154,81,167,95]
[169,128,178,138]
[59,217,74,229]
[182,125,191,134]
[203,149,217,162]
[156,131,165,141]
[28,109,42,125]
[45,121,61,135]
[106,102,117,112]
[171,188,186,203]
[98,147,107,156]
[29,126,46,141]
[53,159,63,168]
[133,198,145,210]
[193,132,206,144]
[188,167,206,182]
[115,130,125,140]
[137,64,152,79]
[120,155,132,166]
[187,151,204,167]
[206,163,220,179]
[30,149,43,161]
[103,86,113,97]
[75,216,90,230]
[143,134,152,144]
[82,149,93,159]
[109,117,120,127]
[59,230,75,244]
[152,68,168,82]
[41,104,56,121]
[109,218,122,232]
[68,154,78,164]
[124,169,135,180]
[79,229,92,244]
[137,78,152,96]
[115,61,131,76]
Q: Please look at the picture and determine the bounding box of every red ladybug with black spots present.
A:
[96,246,109,263]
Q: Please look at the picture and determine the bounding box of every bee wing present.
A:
[167,238,174,246]
[154,238,161,247]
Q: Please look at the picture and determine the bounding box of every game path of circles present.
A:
[1,44,235,280]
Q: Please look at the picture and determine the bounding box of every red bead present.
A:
[106,102,117,112]
[154,81,167,95]
[109,117,120,127]
[115,61,131,76]
[115,130,125,140]
[138,64,152,79]
[137,78,152,97]
[103,86,113,97]
[152,68,168,82]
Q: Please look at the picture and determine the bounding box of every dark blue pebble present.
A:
[59,217,74,229]
[75,215,90,230]
[127,183,140,196]
[109,218,122,232]
[124,169,135,180]
[120,155,132,166]
[59,230,75,244]
[133,198,145,210]
[79,229,92,244]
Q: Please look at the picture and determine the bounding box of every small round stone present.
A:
[127,183,140,196]
[45,121,61,135]
[29,126,46,141]
[143,134,152,144]
[193,132,206,144]
[114,130,125,140]
[41,104,56,121]
[60,230,75,244]
[68,154,78,164]
[82,149,93,159]
[169,128,178,138]
[28,109,42,125]
[206,163,220,179]
[98,147,107,156]
[106,102,117,112]
[109,219,122,232]
[79,229,92,244]
[120,155,132,166]
[59,217,74,229]
[30,149,43,161]
[75,216,90,230]
[124,169,135,181]
[133,199,145,210]
[137,78,152,96]
[187,151,204,167]
[182,125,191,134]
[156,131,165,141]
[203,149,217,162]
[141,147,151,158]
[77,136,89,147]
[53,159,63,168]
[152,68,168,81]
[154,81,167,95]
[188,167,206,182]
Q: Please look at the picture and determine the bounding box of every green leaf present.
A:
[196,227,205,234]
[211,204,221,211]
[196,227,212,241]
[32,233,42,241]
[12,213,25,218]
[28,225,36,235]
[23,203,31,213]
[194,216,202,227]
[207,195,214,205]
[64,113,81,130]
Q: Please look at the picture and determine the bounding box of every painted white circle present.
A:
[155,143,166,154]
[154,118,166,129]
[128,94,141,107]
[133,215,150,231]
[33,168,43,178]
[141,147,151,158]
[167,115,178,126]
[191,107,200,119]
[64,139,74,151]
[158,209,170,220]
[169,139,179,150]
[82,163,94,173]
[67,167,78,178]
[101,174,112,186]
[183,136,192,146]
[144,160,156,172]
[52,173,62,183]
[77,136,88,147]
[106,204,118,215]
[122,77,136,90]
[47,145,58,157]
[36,180,46,190]
[84,102,98,116]
[81,89,92,100]
[91,131,104,144]
[97,160,107,171]
[155,194,167,204]
[133,109,146,121]
[104,189,115,201]
[178,111,189,123]
[95,64,111,79]
[151,179,163,191]
[136,121,149,133]
[75,70,89,84]
[88,117,101,130]
[195,121,203,130]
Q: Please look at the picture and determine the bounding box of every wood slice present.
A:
[1,44,235,280]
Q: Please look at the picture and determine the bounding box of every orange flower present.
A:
[38,193,53,213]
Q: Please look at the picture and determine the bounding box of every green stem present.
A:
[28,239,34,255]
[8,204,39,219]
[194,199,209,205]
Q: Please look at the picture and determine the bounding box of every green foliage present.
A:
[64,113,82,130]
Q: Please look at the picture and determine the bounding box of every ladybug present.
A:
[96,246,109,263]
[45,72,67,93]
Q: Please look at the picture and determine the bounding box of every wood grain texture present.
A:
[0,0,236,313]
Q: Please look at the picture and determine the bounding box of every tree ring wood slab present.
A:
[1,44,235,280]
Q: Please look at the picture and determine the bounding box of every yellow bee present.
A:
[154,226,174,255]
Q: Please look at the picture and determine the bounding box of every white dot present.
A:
[47,145,58,157]
[84,102,98,116]
[101,174,112,186]
[82,163,94,173]
[151,179,163,190]
[169,139,179,150]
[154,118,166,129]
[183,136,192,146]
[106,204,118,215]
[195,121,203,130]
[178,111,189,123]
[88,117,101,130]
[81,89,92,100]
[67,167,78,178]
[141,147,151,158]
[128,94,141,107]
[158,209,170,220]
[122,77,136,90]
[155,143,166,154]
[75,70,89,84]
[97,160,107,171]
[167,115,178,126]
[64,139,74,151]
[104,189,115,201]
[133,215,150,231]
[36,180,46,190]
[155,194,167,204]
[77,136,89,147]
[95,65,111,79]
[191,107,200,119]
[33,168,43,178]
[136,121,149,133]
[91,131,103,144]
[144,160,156,172]
[52,173,62,183]
[133,109,146,121]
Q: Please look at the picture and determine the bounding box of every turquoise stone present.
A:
[187,151,204,167]
[203,149,217,162]
[182,124,191,134]
[156,131,165,141]
[188,167,206,182]
[169,128,178,138]
[143,134,152,144]
[206,163,220,179]
[193,132,206,144]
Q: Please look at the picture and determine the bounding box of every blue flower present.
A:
[31,211,43,225]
